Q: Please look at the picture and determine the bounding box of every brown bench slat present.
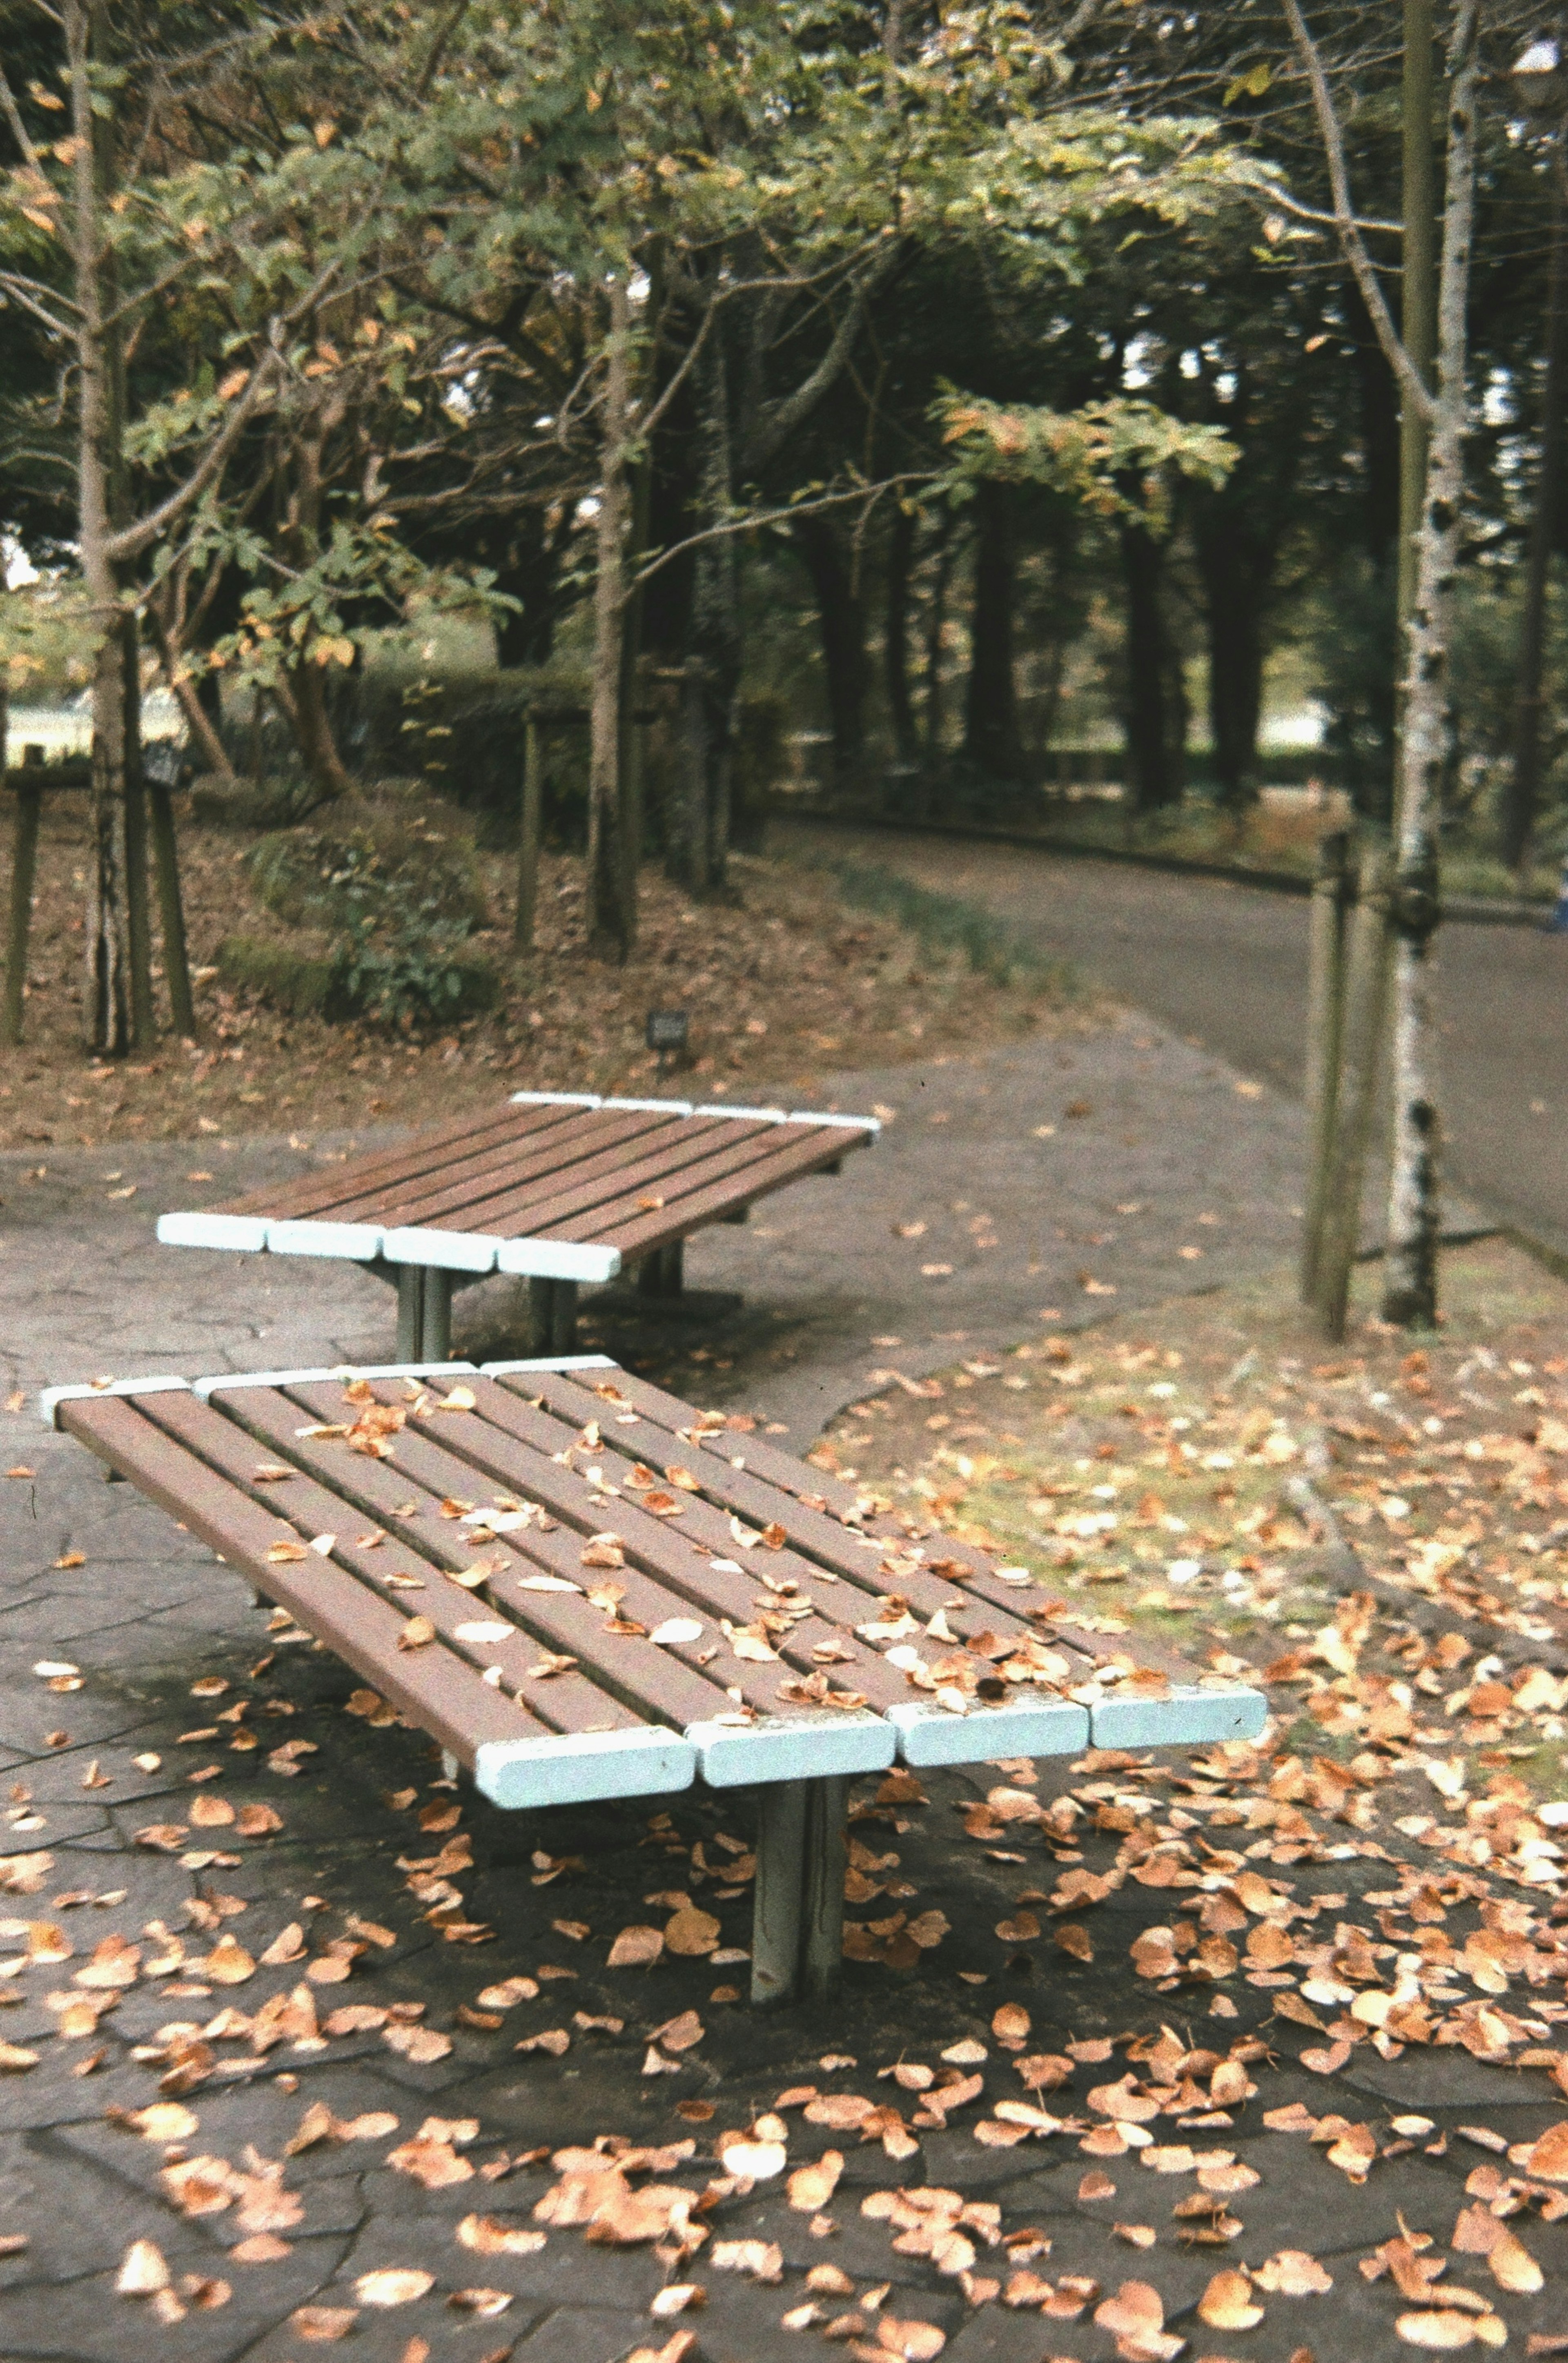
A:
[203,1383,740,1733]
[405,1116,777,1244]
[54,1394,543,1768]
[581,1124,867,1254]
[141,1391,643,1740]
[276,1376,909,1719]
[517,1371,1036,1624]
[375,1377,919,1718]
[349,1109,713,1235]
[220,1100,577,1222]
[569,1369,1213,1691]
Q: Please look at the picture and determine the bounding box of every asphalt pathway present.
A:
[779,817,1568,1265]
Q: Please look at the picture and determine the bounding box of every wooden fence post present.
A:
[516,709,541,950]
[1300,828,1352,1305]
[1315,844,1395,1343]
[147,771,196,1036]
[3,755,45,1049]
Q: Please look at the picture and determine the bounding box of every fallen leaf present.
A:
[1198,2268,1265,2330]
[788,2152,844,2211]
[664,1906,721,1957]
[456,2214,547,2256]
[290,2305,357,2341]
[116,2239,171,2296]
[355,2268,435,2306]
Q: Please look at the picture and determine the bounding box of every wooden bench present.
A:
[44,1356,1267,2007]
[156,1093,878,1359]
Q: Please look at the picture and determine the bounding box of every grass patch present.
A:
[828,858,1078,990]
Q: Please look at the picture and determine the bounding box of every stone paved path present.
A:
[5,1016,1557,2363]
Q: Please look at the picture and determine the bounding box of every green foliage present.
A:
[933,391,1236,525]
[249,808,489,931]
[244,804,495,1029]
[330,868,497,1032]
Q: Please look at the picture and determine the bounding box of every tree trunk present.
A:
[279,661,352,801]
[884,501,920,767]
[1381,0,1479,1330]
[1196,517,1264,808]
[675,311,741,893]
[71,0,147,1055]
[1120,519,1183,812]
[586,274,635,960]
[793,514,867,793]
[1501,144,1568,875]
[964,484,1025,780]
[922,517,956,760]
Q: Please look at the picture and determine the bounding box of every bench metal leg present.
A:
[396,1264,425,1359]
[423,1267,453,1362]
[753,1780,808,2007]
[751,1775,848,2008]
[802,1774,849,2004]
[549,1278,578,1353]
[638,1241,685,1298]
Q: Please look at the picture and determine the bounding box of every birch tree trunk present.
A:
[586,275,635,960]
[1381,0,1479,1328]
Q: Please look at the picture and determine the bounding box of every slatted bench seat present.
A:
[156,1092,878,1359]
[43,1357,1266,2007]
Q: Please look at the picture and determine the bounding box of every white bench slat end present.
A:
[474,1725,695,1810]
[381,1226,499,1275]
[887,1695,1090,1768]
[686,1710,896,1788]
[1090,1685,1269,1752]
[40,1376,192,1428]
[509,1091,604,1108]
[599,1096,694,1116]
[691,1102,787,1123]
[266,1219,385,1262]
[194,1361,478,1399]
[786,1108,882,1133]
[157,1211,270,1252]
[494,1239,621,1283]
[480,1356,617,1377]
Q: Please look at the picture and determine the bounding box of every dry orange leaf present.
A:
[788,2152,843,2211]
[1198,2268,1264,2330]
[608,1924,664,1968]
[456,2213,546,2256]
[355,2268,434,2306]
[664,1905,720,1957]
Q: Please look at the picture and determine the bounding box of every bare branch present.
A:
[742,240,905,474]
[0,60,46,171]
[628,472,928,598]
[1281,0,1435,430]
[1266,186,1405,236]
[0,269,79,337]
[105,347,279,563]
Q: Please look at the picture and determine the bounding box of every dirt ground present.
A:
[0,795,1086,1153]
[815,1237,1568,1828]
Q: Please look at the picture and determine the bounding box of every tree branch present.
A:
[742,240,905,474]
[1281,0,1436,430]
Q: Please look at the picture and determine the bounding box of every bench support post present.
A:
[524,1276,579,1355]
[751,1775,847,2008]
[550,1278,577,1352]
[396,1264,424,1359]
[638,1241,684,1298]
[423,1267,453,1362]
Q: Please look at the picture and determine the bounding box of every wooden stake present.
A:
[147,772,195,1036]
[516,710,541,949]
[3,768,44,1049]
[1301,828,1351,1305]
